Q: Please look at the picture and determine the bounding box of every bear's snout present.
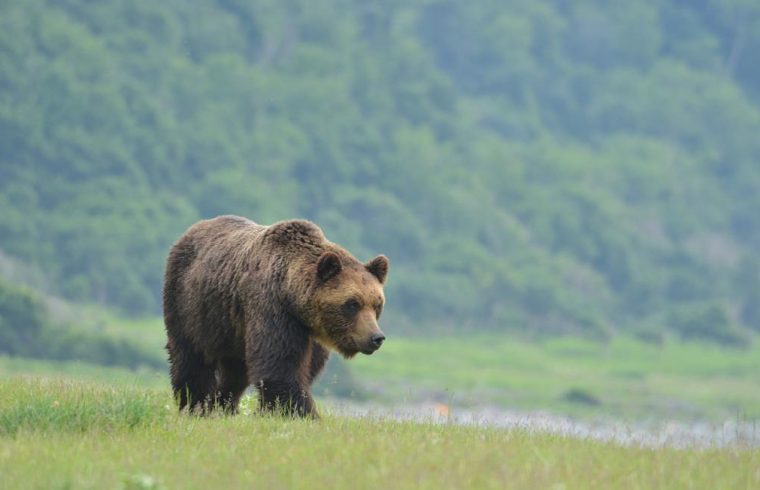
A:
[361,331,386,355]
[371,332,385,348]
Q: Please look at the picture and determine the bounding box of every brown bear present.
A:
[162,215,389,417]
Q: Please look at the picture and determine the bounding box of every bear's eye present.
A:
[342,298,361,316]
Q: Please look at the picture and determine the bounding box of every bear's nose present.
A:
[371,333,386,348]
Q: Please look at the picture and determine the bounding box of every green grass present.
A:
[0,378,168,436]
[0,377,758,489]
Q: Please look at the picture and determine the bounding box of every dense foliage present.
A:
[1,0,760,343]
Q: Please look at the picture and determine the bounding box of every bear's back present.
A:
[190,214,263,239]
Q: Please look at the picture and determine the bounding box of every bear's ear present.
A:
[365,255,389,284]
[317,252,342,282]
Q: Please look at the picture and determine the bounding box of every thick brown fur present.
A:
[163,216,389,417]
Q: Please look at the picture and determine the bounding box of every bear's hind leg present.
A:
[215,358,249,414]
[168,337,217,414]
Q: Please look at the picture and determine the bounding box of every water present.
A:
[325,400,760,449]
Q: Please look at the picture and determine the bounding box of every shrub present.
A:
[669,303,751,348]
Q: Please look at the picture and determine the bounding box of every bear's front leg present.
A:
[257,379,316,418]
[246,314,318,418]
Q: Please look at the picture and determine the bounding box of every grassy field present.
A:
[0,356,167,389]
[8,312,760,422]
[0,377,758,489]
[350,335,760,421]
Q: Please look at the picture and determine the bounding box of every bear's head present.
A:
[305,252,389,359]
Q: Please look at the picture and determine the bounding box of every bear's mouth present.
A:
[331,338,360,359]
[359,340,383,355]
[333,335,382,358]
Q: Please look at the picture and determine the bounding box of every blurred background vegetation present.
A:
[2,0,760,373]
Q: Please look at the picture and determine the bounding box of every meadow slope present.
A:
[4,312,760,422]
[0,377,758,489]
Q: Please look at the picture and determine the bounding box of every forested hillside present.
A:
[2,0,760,343]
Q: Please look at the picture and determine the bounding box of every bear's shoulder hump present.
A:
[265,219,325,246]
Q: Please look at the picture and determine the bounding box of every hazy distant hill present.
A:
[1,0,760,343]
